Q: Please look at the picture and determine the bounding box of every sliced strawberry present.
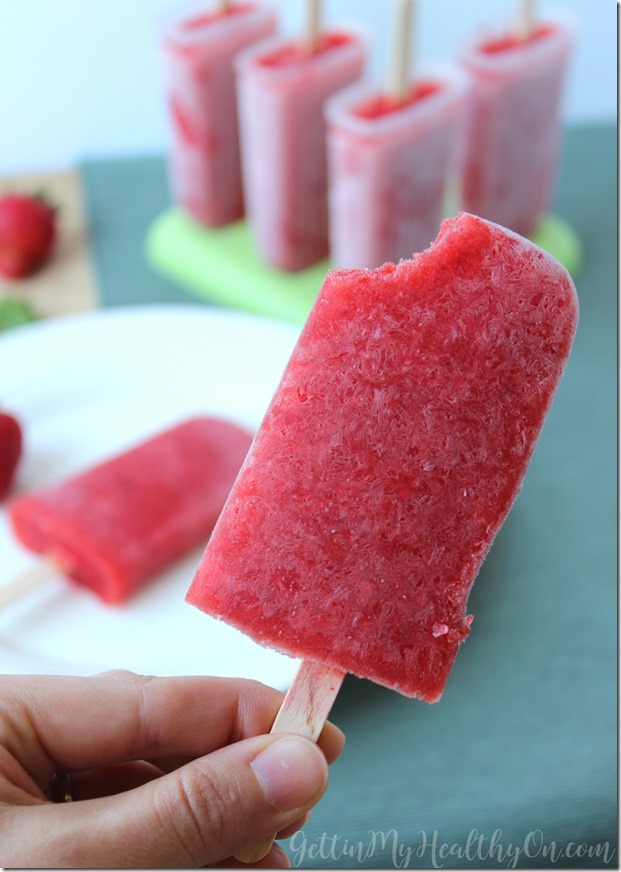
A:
[0,412,22,499]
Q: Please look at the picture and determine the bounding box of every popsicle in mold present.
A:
[326,0,466,269]
[5,417,252,605]
[187,213,577,706]
[161,1,278,228]
[235,0,366,270]
[458,3,574,237]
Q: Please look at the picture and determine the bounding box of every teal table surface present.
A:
[80,123,617,868]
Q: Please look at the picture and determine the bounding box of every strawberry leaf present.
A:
[0,298,38,331]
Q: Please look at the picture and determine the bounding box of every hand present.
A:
[0,670,345,868]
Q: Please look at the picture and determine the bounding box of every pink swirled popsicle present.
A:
[236,0,366,271]
[326,0,467,269]
[458,2,575,238]
[161,1,277,228]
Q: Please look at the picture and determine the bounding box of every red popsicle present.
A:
[8,417,252,604]
[187,213,578,702]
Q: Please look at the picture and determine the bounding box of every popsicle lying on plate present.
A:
[6,417,252,605]
[187,213,577,697]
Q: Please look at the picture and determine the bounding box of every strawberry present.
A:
[0,193,57,279]
[0,412,22,500]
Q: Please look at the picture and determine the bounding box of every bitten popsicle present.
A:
[236,0,366,270]
[187,213,578,701]
[161,1,277,227]
[7,417,252,605]
[458,3,574,237]
[326,0,466,269]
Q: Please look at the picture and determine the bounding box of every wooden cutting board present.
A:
[0,170,99,319]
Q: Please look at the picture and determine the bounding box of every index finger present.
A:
[1,671,345,782]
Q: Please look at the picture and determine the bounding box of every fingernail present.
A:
[251,737,327,811]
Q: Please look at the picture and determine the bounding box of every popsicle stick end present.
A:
[233,659,345,863]
[0,557,59,609]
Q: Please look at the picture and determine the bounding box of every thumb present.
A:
[147,732,330,866]
[8,733,329,868]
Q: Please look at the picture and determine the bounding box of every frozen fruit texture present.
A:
[187,213,578,702]
[9,417,252,604]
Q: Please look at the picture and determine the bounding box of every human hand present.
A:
[0,670,345,868]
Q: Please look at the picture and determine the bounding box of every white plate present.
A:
[0,304,301,687]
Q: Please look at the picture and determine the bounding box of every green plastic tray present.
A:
[145,209,582,326]
[145,210,329,325]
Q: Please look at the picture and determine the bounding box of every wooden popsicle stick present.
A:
[234,659,346,864]
[387,0,416,105]
[0,557,60,608]
[516,0,535,41]
[301,0,322,56]
[218,0,231,12]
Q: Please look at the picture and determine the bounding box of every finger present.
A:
[0,672,272,796]
[214,842,291,868]
[144,712,344,776]
[3,672,344,785]
[64,774,308,835]
[68,762,164,800]
[3,732,329,868]
[6,672,280,774]
[148,718,344,776]
[276,811,311,840]
[316,720,346,766]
